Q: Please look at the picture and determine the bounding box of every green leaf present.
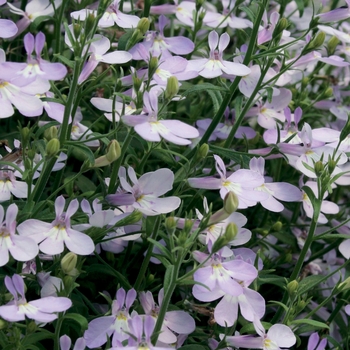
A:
[163,265,174,295]
[209,145,251,168]
[207,89,223,114]
[53,54,75,68]
[298,275,328,294]
[63,313,89,332]
[76,174,97,193]
[180,83,227,97]
[294,0,304,17]
[67,142,95,165]
[240,321,272,335]
[292,318,329,329]
[147,238,172,261]
[267,300,289,312]
[178,346,207,350]
[21,330,54,346]
[118,30,133,51]
[258,274,286,288]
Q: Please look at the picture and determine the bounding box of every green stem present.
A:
[134,216,161,291]
[272,198,322,323]
[53,314,64,350]
[143,0,151,17]
[151,252,183,344]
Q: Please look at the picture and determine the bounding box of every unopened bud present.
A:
[224,222,238,242]
[106,140,121,162]
[147,274,155,283]
[165,217,176,235]
[327,36,340,55]
[295,299,306,313]
[137,17,150,35]
[21,127,31,147]
[287,280,299,297]
[285,253,293,263]
[308,31,325,50]
[184,218,194,234]
[85,13,96,36]
[165,76,179,100]
[27,321,37,334]
[314,160,324,177]
[198,143,209,159]
[0,319,6,330]
[223,192,239,214]
[339,116,350,143]
[44,126,58,141]
[177,230,187,247]
[126,28,143,51]
[301,77,309,89]
[271,221,283,232]
[324,87,333,98]
[133,76,143,92]
[273,18,288,37]
[63,275,75,293]
[327,158,337,175]
[61,252,78,275]
[73,23,82,42]
[338,276,350,292]
[148,56,159,79]
[27,149,36,161]
[46,138,60,158]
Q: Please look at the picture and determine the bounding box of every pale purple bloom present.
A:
[0,50,43,118]
[302,181,339,224]
[307,333,327,350]
[109,315,170,350]
[129,15,194,59]
[60,335,86,350]
[8,0,62,37]
[122,90,199,145]
[188,155,268,209]
[258,11,280,45]
[37,271,63,298]
[2,32,66,84]
[0,170,31,202]
[84,288,137,347]
[345,305,350,316]
[140,289,195,344]
[192,249,258,302]
[91,96,136,122]
[204,0,252,29]
[317,1,350,23]
[246,88,292,129]
[225,317,296,349]
[0,274,71,323]
[0,3,17,39]
[17,195,95,255]
[249,157,302,212]
[0,204,39,267]
[187,31,251,78]
[78,34,132,84]
[107,166,180,216]
[71,0,139,28]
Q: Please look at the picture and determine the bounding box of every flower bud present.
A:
[177,230,188,247]
[308,31,325,50]
[137,17,150,35]
[165,76,179,100]
[148,56,159,79]
[27,321,37,334]
[323,87,333,98]
[44,126,58,141]
[327,36,340,55]
[133,76,143,92]
[126,29,143,51]
[339,116,350,143]
[314,160,324,177]
[165,217,176,235]
[301,77,309,89]
[271,221,283,232]
[63,275,75,293]
[273,18,288,38]
[114,210,143,227]
[85,13,96,36]
[198,143,209,159]
[327,158,337,175]
[21,127,31,147]
[27,149,36,161]
[295,299,306,314]
[106,140,121,162]
[224,222,238,242]
[183,218,194,234]
[61,252,78,275]
[45,138,60,158]
[337,276,350,292]
[0,319,6,330]
[223,192,239,214]
[287,280,298,298]
[73,23,82,42]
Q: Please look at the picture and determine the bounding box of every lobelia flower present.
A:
[60,335,86,350]
[187,31,251,78]
[139,289,196,344]
[0,170,33,202]
[257,11,280,45]
[188,155,268,209]
[109,315,171,350]
[0,204,39,267]
[204,0,252,29]
[71,0,139,29]
[122,90,199,145]
[84,288,137,348]
[17,195,95,256]
[0,274,71,323]
[192,247,258,302]
[107,166,181,216]
[8,0,62,37]
[225,317,296,350]
[0,0,17,38]
[249,157,302,212]
[0,49,44,118]
[78,34,132,84]
[129,15,195,59]
[307,333,327,350]
[317,0,350,23]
